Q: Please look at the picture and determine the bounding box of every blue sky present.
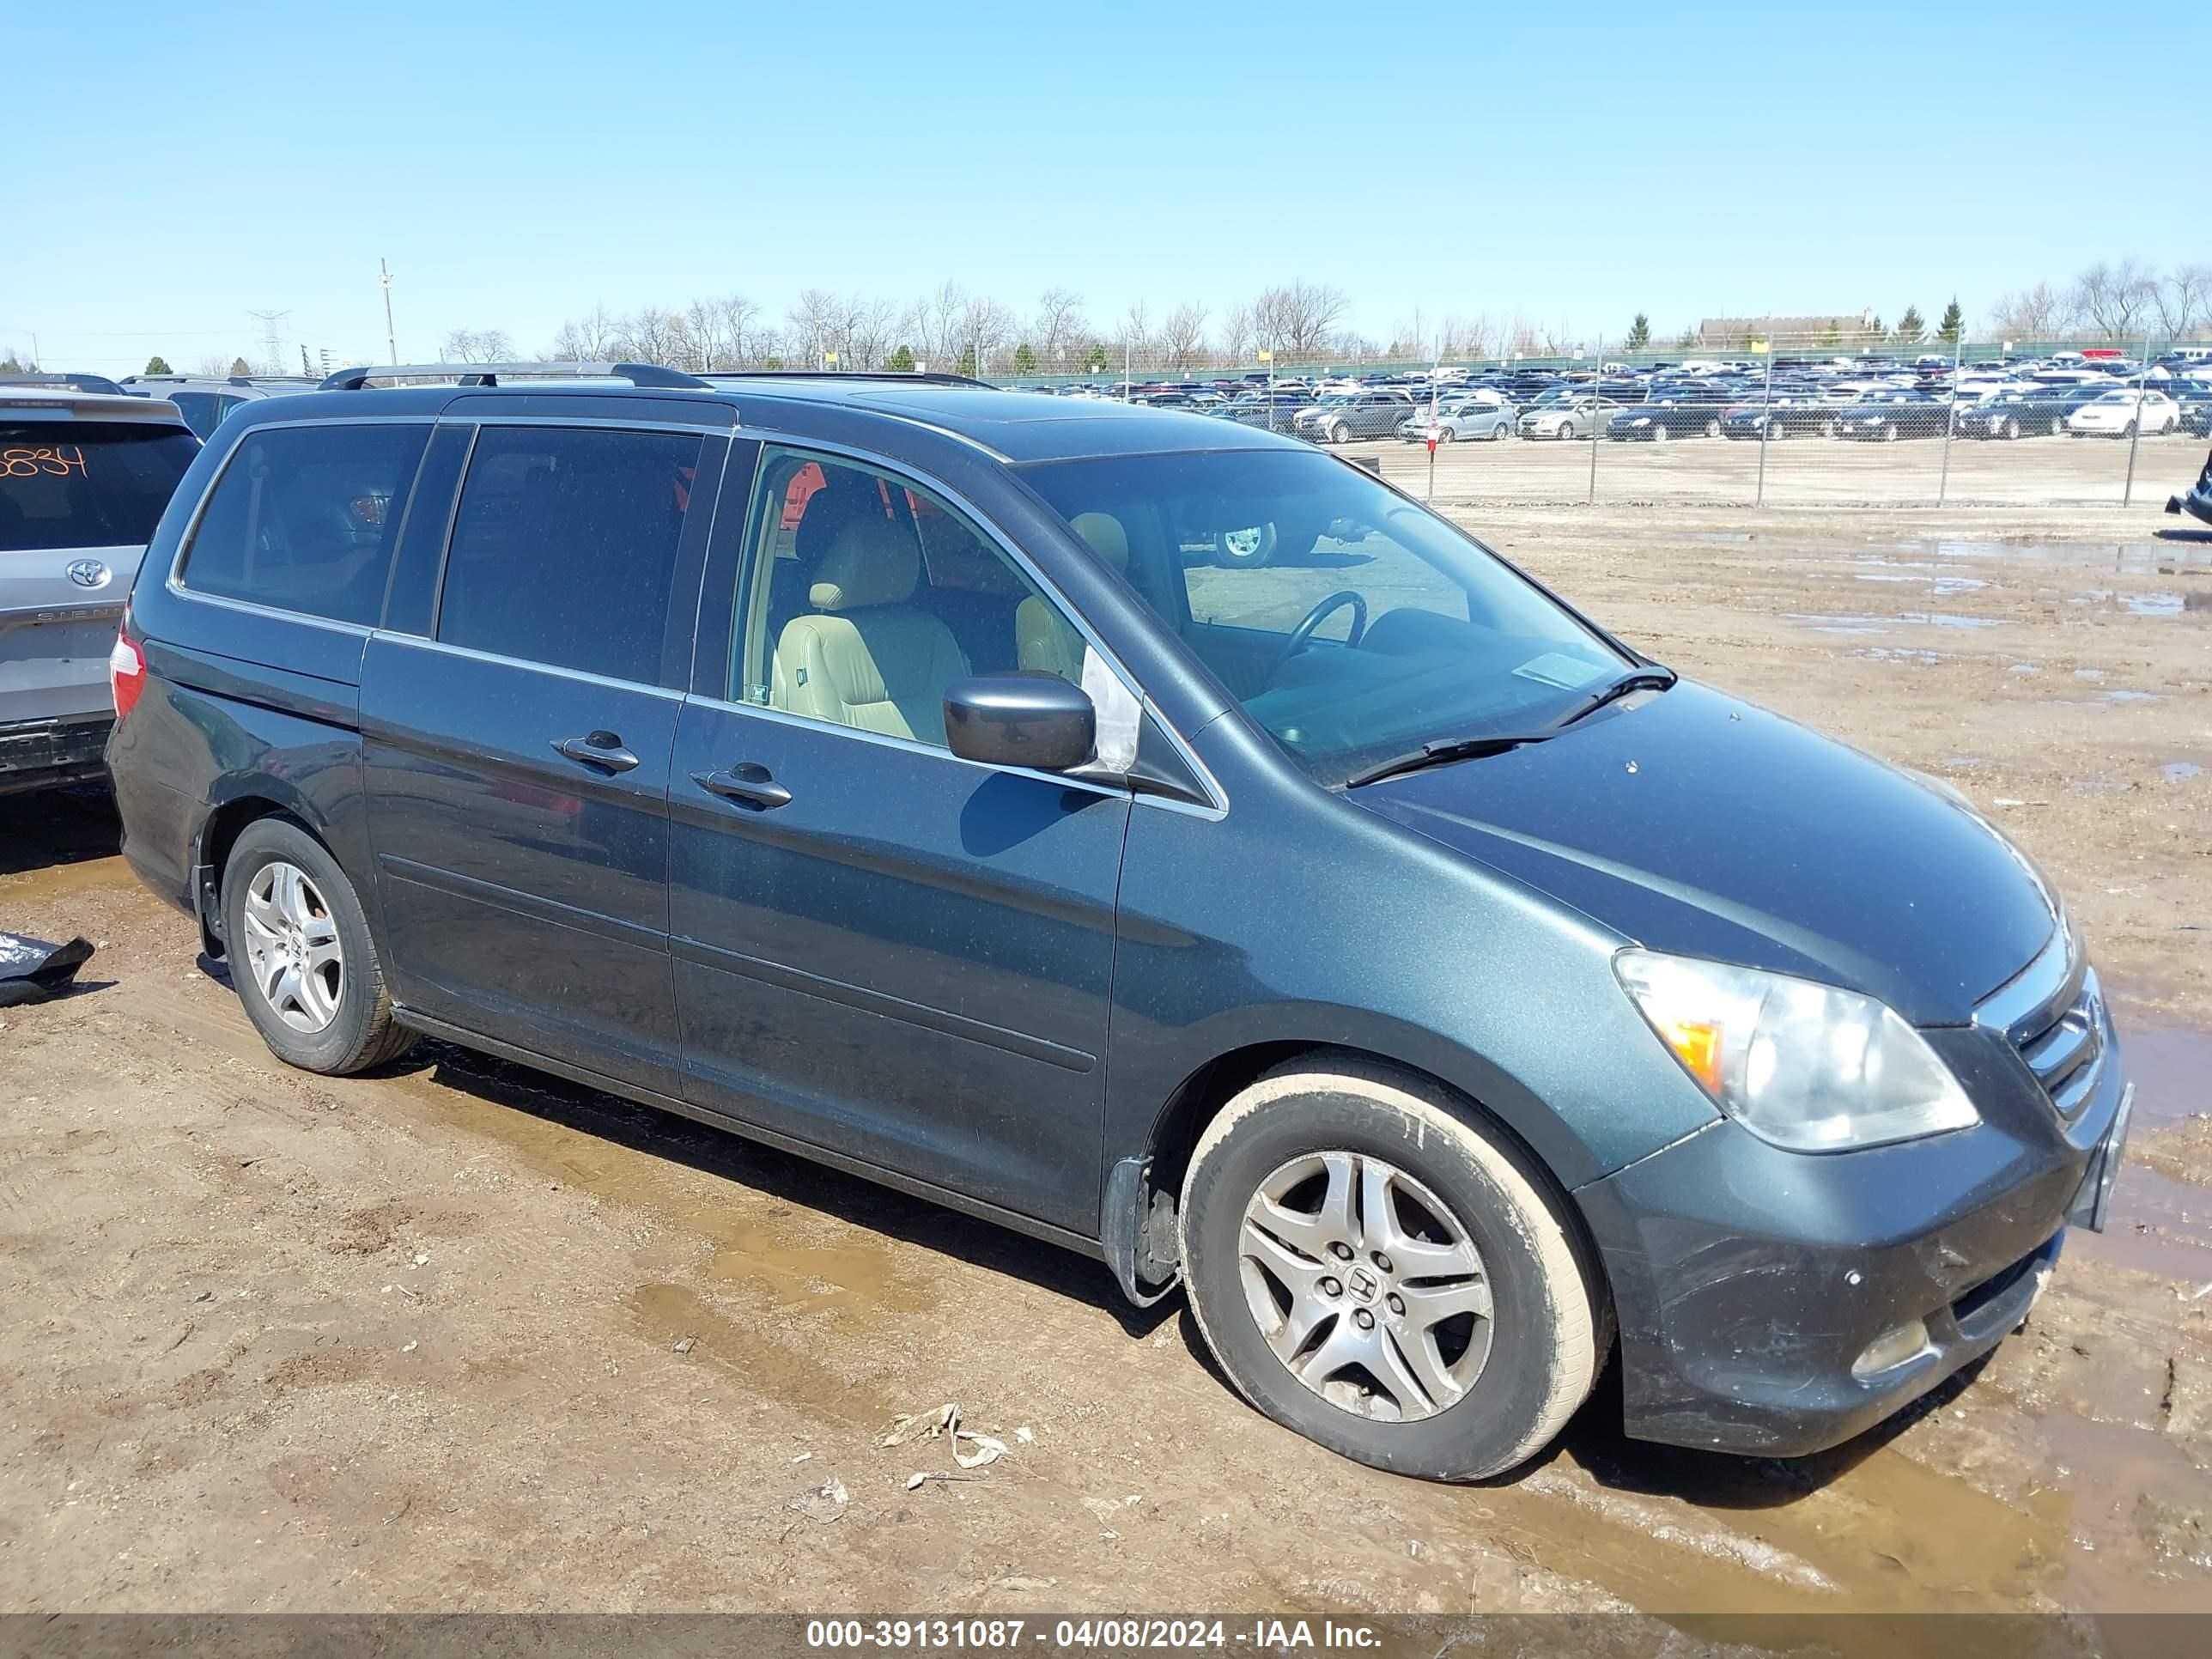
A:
[7,1,2204,371]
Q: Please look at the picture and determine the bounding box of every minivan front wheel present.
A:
[222,818,415,1075]
[1179,1060,1606,1480]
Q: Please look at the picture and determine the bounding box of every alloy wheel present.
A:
[1237,1150,1494,1423]
[239,860,344,1033]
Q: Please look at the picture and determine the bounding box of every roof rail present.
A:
[0,372,126,395]
[317,361,709,392]
[697,369,993,389]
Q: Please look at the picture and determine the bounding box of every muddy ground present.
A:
[2,501,2209,1625]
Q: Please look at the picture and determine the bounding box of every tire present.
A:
[2051,416,2065,436]
[1556,422,1575,441]
[1651,423,1668,444]
[1179,1059,1607,1481]
[1704,417,1722,439]
[1882,422,1899,442]
[1435,426,1455,444]
[1766,416,1786,441]
[2122,421,2136,440]
[1214,522,1279,568]
[1492,422,1510,441]
[2003,416,2020,441]
[1331,422,1352,445]
[222,817,415,1075]
[1824,417,1841,440]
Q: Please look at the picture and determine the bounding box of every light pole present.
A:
[380,258,398,366]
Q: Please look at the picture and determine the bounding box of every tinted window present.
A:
[437,425,703,685]
[181,422,427,624]
[1,421,199,553]
[167,392,223,439]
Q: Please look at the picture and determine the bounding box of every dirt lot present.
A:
[3,499,2210,1624]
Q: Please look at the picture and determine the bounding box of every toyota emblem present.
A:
[66,559,111,590]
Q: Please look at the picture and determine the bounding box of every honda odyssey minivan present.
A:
[108,363,2132,1480]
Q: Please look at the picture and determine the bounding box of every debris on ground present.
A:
[672,1334,696,1354]
[789,1478,848,1522]
[0,933,95,1006]
[883,1401,1008,1473]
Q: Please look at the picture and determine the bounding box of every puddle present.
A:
[2106,689,2161,703]
[1852,647,1948,665]
[2007,662,2042,676]
[2074,668,2107,682]
[1853,573,1989,596]
[2164,762,2203,782]
[2069,589,2196,618]
[1786,613,1891,635]
[1900,611,2001,629]
[1894,538,2212,577]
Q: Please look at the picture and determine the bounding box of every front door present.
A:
[364,421,723,1098]
[667,446,1129,1232]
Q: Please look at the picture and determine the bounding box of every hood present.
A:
[1351,681,2055,1025]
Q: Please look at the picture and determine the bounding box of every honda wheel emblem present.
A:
[66,559,111,589]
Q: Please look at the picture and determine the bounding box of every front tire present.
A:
[1652,423,1669,443]
[1179,1060,1607,1480]
[1556,422,1575,441]
[222,817,414,1075]
[1330,421,1352,445]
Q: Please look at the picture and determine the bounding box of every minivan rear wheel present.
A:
[1179,1060,1607,1480]
[222,818,414,1075]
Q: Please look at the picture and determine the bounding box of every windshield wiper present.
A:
[1552,665,1677,728]
[1342,732,1559,789]
[1340,665,1676,791]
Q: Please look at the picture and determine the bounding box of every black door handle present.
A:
[552,732,641,774]
[691,762,792,811]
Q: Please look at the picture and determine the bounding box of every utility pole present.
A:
[380,258,398,365]
[248,309,290,378]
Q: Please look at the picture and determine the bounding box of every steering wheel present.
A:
[1269,590,1367,681]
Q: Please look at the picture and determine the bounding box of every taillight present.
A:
[109,611,146,723]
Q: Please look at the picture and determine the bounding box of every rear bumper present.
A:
[1577,1024,2130,1457]
[0,714,112,795]
[2169,472,2212,526]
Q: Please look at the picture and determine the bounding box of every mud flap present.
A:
[0,933,96,1007]
[1103,1156,1182,1308]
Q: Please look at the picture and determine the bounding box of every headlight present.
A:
[1631,416,1650,426]
[1613,950,1979,1152]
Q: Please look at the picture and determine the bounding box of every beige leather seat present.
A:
[774,516,969,745]
[1016,510,1127,682]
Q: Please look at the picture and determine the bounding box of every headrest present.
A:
[809,516,921,611]
[1070,511,1129,573]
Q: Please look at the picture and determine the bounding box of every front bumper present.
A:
[1576,1007,2130,1457]
[0,714,112,795]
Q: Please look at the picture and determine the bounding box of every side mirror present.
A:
[944,673,1096,773]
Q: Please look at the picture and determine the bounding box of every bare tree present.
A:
[786,289,846,367]
[619,306,684,365]
[1986,283,2069,343]
[902,281,969,369]
[550,304,625,361]
[1115,299,1152,368]
[1246,281,1348,357]
[1160,303,1209,370]
[2071,258,2158,341]
[1033,288,1089,368]
[2153,264,2212,343]
[441,327,515,362]
[957,294,1016,375]
[1219,304,1254,365]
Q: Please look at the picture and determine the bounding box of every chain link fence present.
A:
[999,329,2210,510]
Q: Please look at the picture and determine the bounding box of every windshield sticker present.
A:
[1513,653,1610,691]
[3,444,88,479]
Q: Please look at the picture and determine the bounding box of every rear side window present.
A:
[435,425,704,685]
[2,422,199,553]
[181,422,429,625]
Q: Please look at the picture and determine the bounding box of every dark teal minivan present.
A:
[109,364,2132,1480]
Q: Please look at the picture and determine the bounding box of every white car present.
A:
[2067,389,2179,438]
[1518,395,1623,441]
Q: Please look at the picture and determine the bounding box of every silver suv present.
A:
[1,386,199,793]
[117,374,319,441]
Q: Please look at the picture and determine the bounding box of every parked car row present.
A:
[1009,350,2212,451]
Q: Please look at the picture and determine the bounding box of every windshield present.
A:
[1016,447,1630,787]
[2,421,199,553]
